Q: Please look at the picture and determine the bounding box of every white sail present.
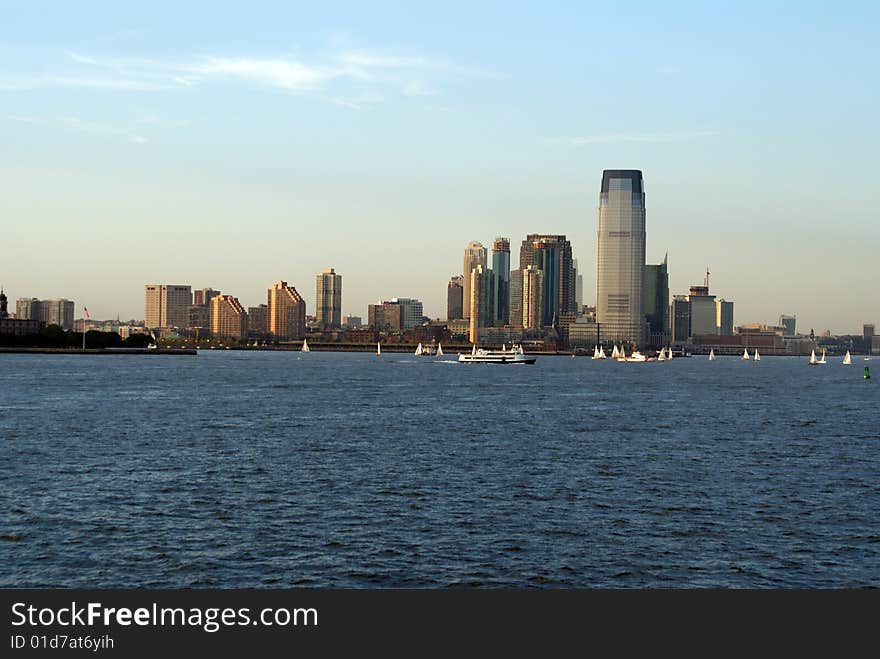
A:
[754,349,760,361]
[667,347,673,360]
[742,348,750,360]
[599,346,606,359]
[436,343,443,357]
[472,344,477,355]
[619,346,626,360]
[818,348,827,364]
[593,346,600,358]
[709,348,715,361]
[611,345,619,358]
[415,342,423,356]
[377,342,381,356]
[657,347,666,361]
[843,350,852,365]
[809,349,817,365]
[301,338,310,352]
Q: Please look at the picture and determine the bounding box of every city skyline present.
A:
[1,2,878,332]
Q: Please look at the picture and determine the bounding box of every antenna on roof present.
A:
[705,267,710,290]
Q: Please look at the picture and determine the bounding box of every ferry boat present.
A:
[458,344,536,365]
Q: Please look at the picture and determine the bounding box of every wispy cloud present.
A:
[568,130,720,145]
[60,116,148,144]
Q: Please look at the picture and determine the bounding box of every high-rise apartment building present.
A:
[644,255,669,344]
[492,237,510,326]
[268,281,306,339]
[716,300,734,336]
[248,305,268,335]
[210,295,248,338]
[315,267,342,329]
[596,170,646,345]
[16,298,41,322]
[368,302,403,332]
[508,269,523,328]
[468,265,494,343]
[447,276,464,321]
[15,298,75,330]
[519,234,575,328]
[522,265,544,331]
[671,295,691,343]
[145,285,192,329]
[462,241,487,320]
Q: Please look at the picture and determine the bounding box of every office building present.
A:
[268,281,306,339]
[447,276,464,321]
[522,265,545,331]
[210,295,248,338]
[15,298,75,330]
[468,265,495,343]
[716,299,734,336]
[644,255,669,344]
[316,267,342,329]
[596,170,646,345]
[187,305,211,331]
[390,298,424,331]
[462,241,487,320]
[688,285,717,336]
[492,237,510,326]
[780,315,797,337]
[145,285,192,329]
[671,296,691,343]
[509,269,523,328]
[193,288,219,307]
[368,302,403,332]
[248,305,268,335]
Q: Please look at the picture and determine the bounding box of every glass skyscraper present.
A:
[596,170,646,345]
[492,237,510,326]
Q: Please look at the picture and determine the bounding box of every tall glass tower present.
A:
[492,237,510,326]
[596,170,646,345]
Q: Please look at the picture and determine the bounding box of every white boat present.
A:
[598,346,606,359]
[657,347,666,362]
[592,345,606,360]
[809,349,818,365]
[458,344,535,365]
[301,338,310,353]
[708,348,715,361]
[754,349,760,361]
[625,350,648,362]
[818,348,827,364]
[617,346,627,361]
[436,343,443,357]
[377,342,382,356]
[414,342,423,356]
[741,348,750,361]
[843,350,852,365]
[611,345,619,359]
[666,347,673,360]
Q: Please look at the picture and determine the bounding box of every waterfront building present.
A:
[342,315,362,329]
[211,295,248,339]
[15,298,75,330]
[519,234,575,328]
[596,170,646,345]
[446,276,464,321]
[389,298,424,331]
[187,304,211,330]
[315,267,342,329]
[780,314,797,337]
[368,301,403,332]
[644,255,669,345]
[509,269,523,328]
[671,295,691,343]
[716,299,734,336]
[247,305,268,335]
[193,288,219,307]
[522,265,545,331]
[688,285,717,336]
[492,237,510,326]
[145,284,192,329]
[15,298,40,322]
[268,281,306,339]
[462,241,487,320]
[468,265,495,343]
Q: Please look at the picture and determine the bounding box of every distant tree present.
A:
[124,333,153,348]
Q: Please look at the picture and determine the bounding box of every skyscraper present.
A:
[492,237,510,326]
[193,288,219,307]
[522,265,544,330]
[446,276,464,321]
[519,234,575,328]
[508,269,523,328]
[644,255,669,345]
[145,285,192,329]
[210,295,248,338]
[268,281,306,339]
[779,314,797,337]
[248,305,268,335]
[390,298,424,330]
[315,267,342,329]
[468,264,495,343]
[573,258,584,311]
[462,241,487,320]
[596,170,646,345]
[716,299,734,335]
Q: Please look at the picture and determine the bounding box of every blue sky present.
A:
[1,1,877,332]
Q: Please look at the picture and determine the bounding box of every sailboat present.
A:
[843,350,852,365]
[741,348,750,361]
[301,338,310,353]
[809,349,818,365]
[611,345,620,359]
[666,347,673,360]
[617,346,627,361]
[592,345,605,360]
[414,342,423,356]
[598,346,606,359]
[818,348,827,364]
[754,349,760,361]
[709,348,715,361]
[377,341,382,356]
[436,343,443,357]
[657,347,666,361]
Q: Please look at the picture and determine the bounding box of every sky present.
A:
[1,1,877,333]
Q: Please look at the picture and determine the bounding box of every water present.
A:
[1,351,878,588]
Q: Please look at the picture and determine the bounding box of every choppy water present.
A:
[1,351,878,588]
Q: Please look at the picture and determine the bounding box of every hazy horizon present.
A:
[2,2,877,334]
